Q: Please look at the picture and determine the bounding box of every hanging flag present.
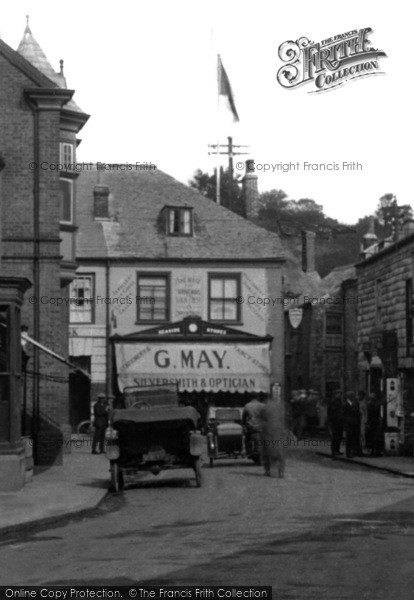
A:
[217,55,239,122]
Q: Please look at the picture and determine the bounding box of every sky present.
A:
[1,0,411,224]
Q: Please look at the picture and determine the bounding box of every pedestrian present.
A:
[327,391,344,457]
[242,393,265,459]
[290,390,307,440]
[305,389,319,437]
[366,393,383,457]
[92,393,109,454]
[358,390,368,452]
[259,397,286,478]
[343,391,361,458]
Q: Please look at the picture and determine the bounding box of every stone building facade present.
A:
[285,266,359,404]
[357,223,414,452]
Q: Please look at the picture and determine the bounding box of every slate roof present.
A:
[282,253,356,309]
[320,264,356,296]
[75,167,285,261]
[15,19,85,115]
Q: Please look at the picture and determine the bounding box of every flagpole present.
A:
[216,54,221,205]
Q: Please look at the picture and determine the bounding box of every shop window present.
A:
[325,313,343,348]
[165,207,193,236]
[60,178,74,224]
[0,305,19,442]
[137,273,169,322]
[70,275,94,323]
[209,274,240,322]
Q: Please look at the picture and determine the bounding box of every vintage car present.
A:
[206,406,244,467]
[105,383,204,491]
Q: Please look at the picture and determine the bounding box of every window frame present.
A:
[0,304,21,443]
[325,312,343,349]
[208,273,241,323]
[406,278,413,351]
[60,142,74,166]
[69,274,95,324]
[136,272,170,324]
[375,278,383,326]
[166,207,193,237]
[60,177,74,225]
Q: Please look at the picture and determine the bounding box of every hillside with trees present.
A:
[189,169,412,276]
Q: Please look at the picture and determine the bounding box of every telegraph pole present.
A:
[208,137,249,209]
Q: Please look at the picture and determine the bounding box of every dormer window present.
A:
[166,207,193,236]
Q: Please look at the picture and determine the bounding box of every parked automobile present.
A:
[206,406,244,467]
[105,383,204,491]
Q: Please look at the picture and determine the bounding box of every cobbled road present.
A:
[2,447,414,599]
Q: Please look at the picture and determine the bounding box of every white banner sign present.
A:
[115,342,271,393]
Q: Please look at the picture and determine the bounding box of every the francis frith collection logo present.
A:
[277,27,386,93]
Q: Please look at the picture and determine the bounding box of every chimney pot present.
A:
[362,215,378,250]
[403,218,414,237]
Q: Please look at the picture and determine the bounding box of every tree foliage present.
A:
[189,168,243,214]
[189,168,414,276]
[375,193,413,237]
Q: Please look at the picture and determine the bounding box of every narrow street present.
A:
[2,448,414,598]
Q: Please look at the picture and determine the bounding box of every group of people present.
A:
[289,389,324,439]
[328,390,383,458]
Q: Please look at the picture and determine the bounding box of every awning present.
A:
[22,332,91,379]
[114,342,271,393]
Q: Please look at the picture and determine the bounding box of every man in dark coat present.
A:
[92,393,109,454]
[327,391,344,457]
[259,398,286,478]
[242,394,265,458]
[343,391,361,458]
[366,393,383,456]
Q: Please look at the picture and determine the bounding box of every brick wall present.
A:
[0,54,70,465]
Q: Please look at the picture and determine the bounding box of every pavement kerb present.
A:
[315,451,414,479]
[0,493,108,538]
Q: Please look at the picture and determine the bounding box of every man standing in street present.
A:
[343,391,361,458]
[242,393,265,459]
[327,391,344,457]
[92,393,109,454]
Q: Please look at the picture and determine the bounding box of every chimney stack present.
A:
[242,160,259,220]
[301,230,316,273]
[403,218,414,237]
[93,185,110,219]
[362,215,378,250]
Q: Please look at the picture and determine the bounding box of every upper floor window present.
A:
[60,178,74,224]
[325,313,343,348]
[208,274,240,322]
[406,278,413,349]
[166,207,193,236]
[137,273,169,322]
[70,275,94,323]
[60,142,74,166]
[375,278,384,325]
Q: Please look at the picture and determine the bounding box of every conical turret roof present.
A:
[17,16,67,87]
